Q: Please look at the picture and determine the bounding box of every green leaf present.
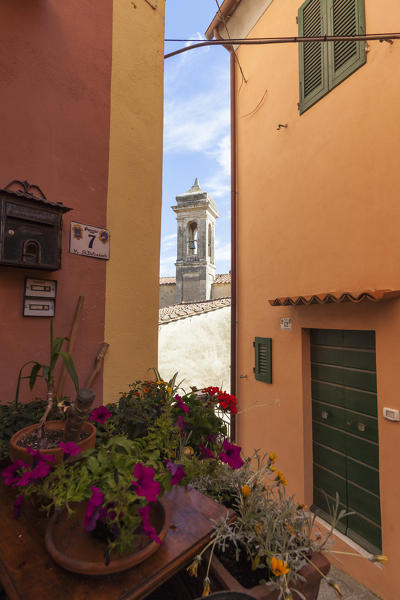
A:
[59,352,79,393]
[15,360,41,405]
[29,363,42,391]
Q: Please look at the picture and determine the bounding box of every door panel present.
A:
[311,329,381,552]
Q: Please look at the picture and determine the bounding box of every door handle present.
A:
[321,410,328,420]
[357,422,366,432]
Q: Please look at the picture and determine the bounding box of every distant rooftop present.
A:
[159,297,231,324]
[160,273,231,286]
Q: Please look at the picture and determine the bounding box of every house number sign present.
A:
[70,222,110,260]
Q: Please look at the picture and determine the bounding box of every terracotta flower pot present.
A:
[210,551,330,600]
[45,498,170,575]
[9,420,96,465]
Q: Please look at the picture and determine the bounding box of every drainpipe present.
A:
[215,28,238,442]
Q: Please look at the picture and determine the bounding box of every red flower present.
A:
[203,386,220,397]
[89,406,112,424]
[132,462,160,503]
[138,504,161,544]
[219,439,244,469]
[217,391,238,414]
[27,447,55,463]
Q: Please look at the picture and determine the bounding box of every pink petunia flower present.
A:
[175,394,189,414]
[83,486,105,531]
[131,462,160,503]
[59,441,82,456]
[26,447,55,463]
[138,504,161,544]
[13,494,24,519]
[165,460,186,485]
[1,460,30,487]
[200,444,215,460]
[174,415,188,438]
[219,439,244,470]
[89,406,112,424]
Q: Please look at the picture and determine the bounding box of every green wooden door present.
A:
[311,329,381,552]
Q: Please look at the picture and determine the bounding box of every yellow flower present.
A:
[276,470,287,486]
[270,465,277,472]
[327,580,343,598]
[156,380,166,386]
[269,451,277,462]
[271,556,290,577]
[202,577,211,596]
[241,484,251,498]
[371,554,389,564]
[254,522,263,535]
[167,386,172,393]
[187,555,201,577]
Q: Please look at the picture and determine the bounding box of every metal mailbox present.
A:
[0,180,71,271]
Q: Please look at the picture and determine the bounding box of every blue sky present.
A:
[160,1,231,277]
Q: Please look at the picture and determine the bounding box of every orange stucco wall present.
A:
[226,1,400,597]
[0,0,112,404]
[0,0,165,407]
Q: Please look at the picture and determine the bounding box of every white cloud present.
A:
[161,233,177,250]
[215,239,231,263]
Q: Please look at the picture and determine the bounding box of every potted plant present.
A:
[1,374,244,574]
[187,450,385,600]
[9,320,96,465]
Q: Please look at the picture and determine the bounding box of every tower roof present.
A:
[174,178,218,214]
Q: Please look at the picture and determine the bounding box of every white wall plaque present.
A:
[280,317,292,330]
[25,278,57,298]
[70,222,110,260]
[24,298,55,317]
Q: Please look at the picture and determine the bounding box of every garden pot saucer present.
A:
[45,498,170,575]
[9,420,96,465]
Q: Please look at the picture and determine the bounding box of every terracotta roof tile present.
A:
[214,273,231,284]
[160,277,176,285]
[268,289,400,306]
[159,297,231,324]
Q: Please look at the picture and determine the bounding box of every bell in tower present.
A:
[172,178,219,303]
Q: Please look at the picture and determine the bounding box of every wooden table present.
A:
[0,483,230,600]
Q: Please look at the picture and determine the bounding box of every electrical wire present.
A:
[164,33,399,59]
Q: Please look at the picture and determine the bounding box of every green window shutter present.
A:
[298,0,329,114]
[327,0,366,89]
[254,337,272,383]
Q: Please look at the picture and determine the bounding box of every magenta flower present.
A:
[89,406,112,424]
[174,415,188,438]
[219,439,244,470]
[131,462,160,503]
[13,494,24,519]
[59,441,82,456]
[200,444,215,460]
[175,394,189,414]
[166,460,186,485]
[83,486,105,532]
[138,504,161,544]
[27,447,55,463]
[2,460,30,487]
[207,433,218,444]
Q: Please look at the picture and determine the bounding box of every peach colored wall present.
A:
[224,1,400,597]
[103,0,165,402]
[0,0,112,404]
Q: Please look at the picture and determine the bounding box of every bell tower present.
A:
[173,178,219,303]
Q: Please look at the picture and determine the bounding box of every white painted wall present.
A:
[158,306,231,392]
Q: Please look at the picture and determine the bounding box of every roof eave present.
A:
[205,0,242,40]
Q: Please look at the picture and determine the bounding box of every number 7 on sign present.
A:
[88,234,97,248]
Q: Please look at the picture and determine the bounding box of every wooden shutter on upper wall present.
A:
[298,0,329,114]
[254,337,272,383]
[328,0,366,89]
